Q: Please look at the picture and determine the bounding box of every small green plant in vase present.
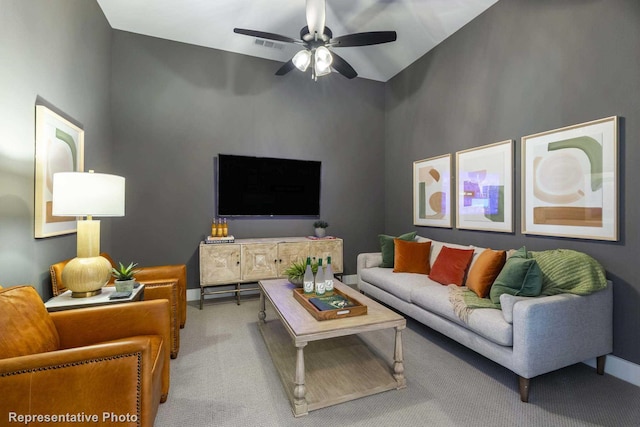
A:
[313,220,329,238]
[284,260,318,287]
[111,261,140,292]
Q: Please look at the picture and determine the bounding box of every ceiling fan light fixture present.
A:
[292,49,311,72]
[314,46,332,76]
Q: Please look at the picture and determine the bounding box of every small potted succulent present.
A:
[111,261,140,292]
[313,220,329,238]
[284,260,318,287]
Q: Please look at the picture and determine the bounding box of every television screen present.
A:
[217,154,321,217]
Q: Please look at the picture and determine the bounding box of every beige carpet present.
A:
[156,297,640,426]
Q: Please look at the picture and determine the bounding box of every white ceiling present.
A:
[97,0,498,82]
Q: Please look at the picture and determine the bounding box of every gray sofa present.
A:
[357,236,613,402]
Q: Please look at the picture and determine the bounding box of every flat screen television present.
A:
[216,154,321,217]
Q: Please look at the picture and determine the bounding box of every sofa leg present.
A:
[596,355,606,375]
[160,393,168,403]
[518,377,530,402]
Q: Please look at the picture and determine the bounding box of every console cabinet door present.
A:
[276,241,310,277]
[309,240,343,273]
[241,243,278,281]
[200,244,241,285]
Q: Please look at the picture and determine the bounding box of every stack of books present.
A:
[205,235,235,244]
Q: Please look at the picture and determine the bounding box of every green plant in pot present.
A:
[284,260,318,287]
[313,220,329,238]
[111,261,140,292]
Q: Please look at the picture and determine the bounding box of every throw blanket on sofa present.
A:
[450,249,607,323]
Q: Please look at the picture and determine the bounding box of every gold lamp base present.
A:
[62,255,112,298]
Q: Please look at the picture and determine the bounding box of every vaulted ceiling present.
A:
[97,0,498,82]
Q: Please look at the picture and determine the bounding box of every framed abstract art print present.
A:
[521,116,618,241]
[413,154,452,228]
[456,140,514,233]
[34,105,85,238]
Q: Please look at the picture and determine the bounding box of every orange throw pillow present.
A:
[429,246,475,286]
[466,249,507,298]
[393,239,432,274]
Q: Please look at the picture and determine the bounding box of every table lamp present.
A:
[52,170,125,297]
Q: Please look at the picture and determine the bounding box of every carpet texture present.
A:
[156,298,640,426]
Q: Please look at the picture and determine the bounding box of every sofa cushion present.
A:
[379,232,417,268]
[411,284,513,346]
[0,285,60,359]
[360,267,430,303]
[466,249,506,298]
[393,239,431,274]
[429,246,475,286]
[490,257,543,304]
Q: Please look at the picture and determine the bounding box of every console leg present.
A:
[597,355,606,375]
[518,376,530,402]
[199,287,204,310]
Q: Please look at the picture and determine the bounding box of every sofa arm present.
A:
[0,337,155,423]
[511,282,613,379]
[357,252,382,270]
[357,253,382,291]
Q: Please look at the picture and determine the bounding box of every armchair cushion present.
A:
[0,286,60,358]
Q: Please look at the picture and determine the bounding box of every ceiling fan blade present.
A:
[233,28,299,44]
[330,52,357,79]
[306,0,326,38]
[275,59,296,76]
[331,31,397,47]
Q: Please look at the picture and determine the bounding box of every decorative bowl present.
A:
[288,276,304,287]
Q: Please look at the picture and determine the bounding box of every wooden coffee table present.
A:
[258,278,406,417]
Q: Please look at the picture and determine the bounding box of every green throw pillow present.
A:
[490,257,543,304]
[379,232,417,268]
[510,245,529,259]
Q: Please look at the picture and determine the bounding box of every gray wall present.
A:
[109,31,386,286]
[385,0,640,363]
[0,0,113,298]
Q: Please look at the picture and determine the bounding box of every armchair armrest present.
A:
[142,280,180,358]
[512,283,613,379]
[0,337,157,423]
[51,299,170,353]
[135,264,187,328]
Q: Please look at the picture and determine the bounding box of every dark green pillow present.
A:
[379,232,417,268]
[510,245,528,259]
[489,257,543,304]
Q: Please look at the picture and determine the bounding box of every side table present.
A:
[44,284,145,312]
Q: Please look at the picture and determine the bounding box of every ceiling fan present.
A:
[233,0,397,80]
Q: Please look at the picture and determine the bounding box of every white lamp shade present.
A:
[52,172,125,217]
[292,49,311,72]
[314,46,333,76]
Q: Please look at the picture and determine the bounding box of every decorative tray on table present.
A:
[292,287,367,321]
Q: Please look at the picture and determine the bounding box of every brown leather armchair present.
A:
[50,254,187,358]
[0,285,170,427]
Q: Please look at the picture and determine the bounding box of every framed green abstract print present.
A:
[34,105,84,238]
[456,140,513,233]
[521,116,618,241]
[413,154,452,228]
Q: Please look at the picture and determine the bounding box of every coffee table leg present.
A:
[393,326,406,388]
[258,291,266,323]
[293,342,308,417]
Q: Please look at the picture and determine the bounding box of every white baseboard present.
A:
[187,282,640,388]
[584,355,640,388]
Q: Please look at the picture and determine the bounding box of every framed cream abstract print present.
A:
[34,105,85,238]
[521,116,618,241]
[456,140,513,233]
[413,154,452,228]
